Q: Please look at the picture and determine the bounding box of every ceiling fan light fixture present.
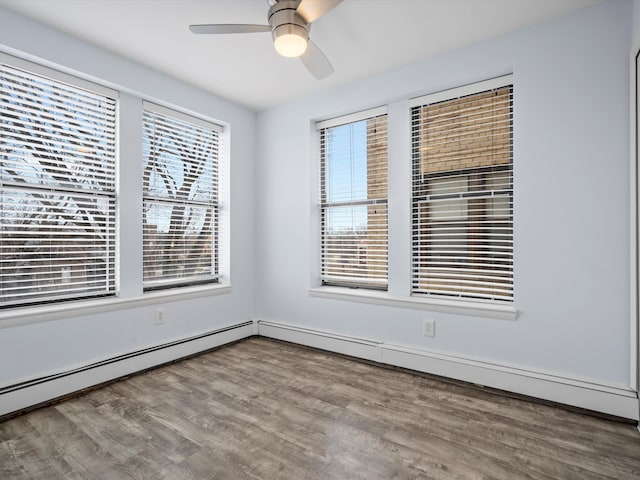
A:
[273,24,308,57]
[189,0,342,78]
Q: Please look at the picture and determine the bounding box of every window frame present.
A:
[410,75,514,304]
[141,101,223,292]
[310,77,517,320]
[0,53,119,309]
[316,106,389,290]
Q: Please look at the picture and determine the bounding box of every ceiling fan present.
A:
[189,0,343,80]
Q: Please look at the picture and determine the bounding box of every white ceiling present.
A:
[0,0,600,111]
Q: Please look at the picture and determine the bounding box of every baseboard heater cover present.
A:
[256,319,381,362]
[0,321,253,418]
[256,319,639,421]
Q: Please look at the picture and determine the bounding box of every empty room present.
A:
[1,0,640,478]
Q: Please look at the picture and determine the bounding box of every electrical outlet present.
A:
[422,319,435,337]
[154,308,166,325]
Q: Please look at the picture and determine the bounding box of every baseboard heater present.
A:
[256,319,639,421]
[0,320,253,419]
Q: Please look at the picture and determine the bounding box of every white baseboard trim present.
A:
[256,319,639,420]
[0,321,254,418]
[257,319,382,362]
[3,319,637,422]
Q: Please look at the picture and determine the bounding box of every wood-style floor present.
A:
[1,337,639,479]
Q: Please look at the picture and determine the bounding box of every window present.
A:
[142,103,221,291]
[411,77,513,302]
[318,107,388,289]
[0,59,117,308]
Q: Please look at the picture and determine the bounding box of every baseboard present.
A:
[256,319,639,420]
[0,320,254,418]
[257,319,382,361]
[3,318,637,421]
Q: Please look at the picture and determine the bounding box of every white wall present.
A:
[634,0,640,48]
[0,9,256,393]
[632,0,640,414]
[0,0,637,419]
[256,0,635,411]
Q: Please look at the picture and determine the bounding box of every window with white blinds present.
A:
[142,103,221,291]
[0,60,117,308]
[318,107,388,289]
[411,77,513,302]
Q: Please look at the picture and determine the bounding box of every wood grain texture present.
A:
[1,337,639,479]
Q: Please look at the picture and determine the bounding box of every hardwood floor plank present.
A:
[54,400,146,464]
[0,415,82,480]
[1,336,639,480]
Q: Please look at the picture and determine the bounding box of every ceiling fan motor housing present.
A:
[269,0,310,47]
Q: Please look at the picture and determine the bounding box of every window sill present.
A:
[0,284,232,329]
[308,286,517,321]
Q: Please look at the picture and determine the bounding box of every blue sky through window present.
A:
[326,120,367,233]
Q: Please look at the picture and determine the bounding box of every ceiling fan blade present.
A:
[189,24,271,35]
[296,0,343,24]
[300,40,334,80]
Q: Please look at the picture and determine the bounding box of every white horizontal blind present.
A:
[319,110,388,289]
[142,104,220,290]
[0,62,117,307]
[411,82,513,302]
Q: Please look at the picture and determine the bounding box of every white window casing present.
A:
[317,106,389,289]
[142,102,222,291]
[411,75,514,303]
[0,58,118,307]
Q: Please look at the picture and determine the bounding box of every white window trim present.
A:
[142,101,224,133]
[316,105,388,130]
[141,102,223,291]
[0,53,120,307]
[310,78,518,321]
[0,52,117,98]
[0,284,232,330]
[0,53,233,320]
[308,286,517,321]
[410,76,514,303]
[316,105,389,290]
[409,74,513,107]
